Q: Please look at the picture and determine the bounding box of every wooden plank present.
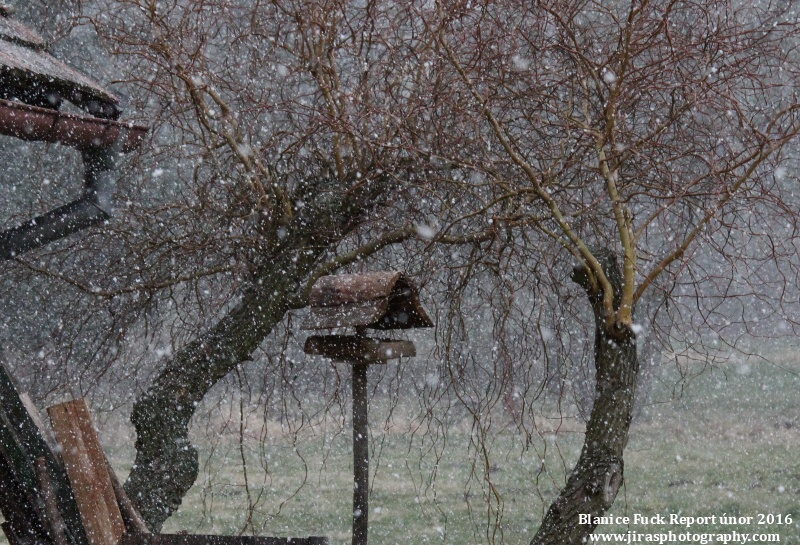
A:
[0,454,44,545]
[47,400,124,545]
[0,366,49,491]
[119,534,329,545]
[0,402,52,545]
[69,406,123,544]
[20,393,60,458]
[1,521,31,545]
[101,454,149,535]
[0,362,88,545]
[0,407,44,510]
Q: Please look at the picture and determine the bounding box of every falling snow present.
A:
[0,2,798,543]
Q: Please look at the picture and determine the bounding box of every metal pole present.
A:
[351,361,369,545]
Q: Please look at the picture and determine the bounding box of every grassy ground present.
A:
[125,347,800,544]
[3,347,799,545]
[602,348,800,541]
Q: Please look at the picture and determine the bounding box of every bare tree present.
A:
[60,0,501,530]
[423,0,800,542]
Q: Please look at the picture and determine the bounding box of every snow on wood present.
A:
[303,271,433,330]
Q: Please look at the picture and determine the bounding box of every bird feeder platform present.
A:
[304,335,415,364]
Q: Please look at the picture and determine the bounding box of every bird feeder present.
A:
[302,271,432,545]
[0,7,148,259]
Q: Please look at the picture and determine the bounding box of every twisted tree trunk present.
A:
[531,251,639,545]
[125,244,322,530]
[124,174,381,530]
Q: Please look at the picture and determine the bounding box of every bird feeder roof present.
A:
[302,271,433,330]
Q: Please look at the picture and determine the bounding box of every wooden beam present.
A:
[48,400,124,545]
[102,454,150,535]
[351,363,368,545]
[20,394,60,462]
[0,451,44,545]
[0,521,43,545]
[0,406,46,519]
[34,457,68,545]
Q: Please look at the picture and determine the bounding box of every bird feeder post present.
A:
[302,272,432,545]
[350,327,369,545]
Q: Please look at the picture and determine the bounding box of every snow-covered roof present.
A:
[303,271,433,330]
[0,8,120,111]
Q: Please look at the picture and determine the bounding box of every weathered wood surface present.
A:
[303,272,433,330]
[308,271,403,307]
[0,450,43,545]
[0,520,42,545]
[0,12,118,106]
[48,400,124,545]
[0,99,146,151]
[20,393,60,461]
[301,300,389,331]
[0,12,46,50]
[119,534,329,545]
[304,335,415,363]
[0,361,89,545]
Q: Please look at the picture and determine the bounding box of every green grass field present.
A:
[3,347,799,545]
[110,347,800,544]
